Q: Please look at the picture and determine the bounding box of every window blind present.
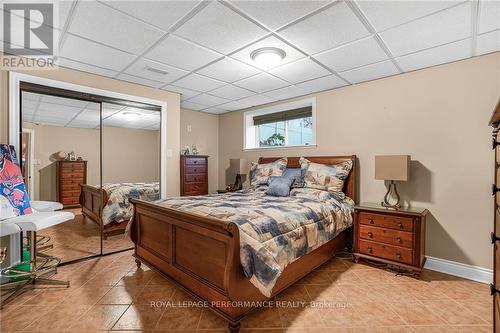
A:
[253,106,312,126]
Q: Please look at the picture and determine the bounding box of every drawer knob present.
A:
[368,218,374,224]
[396,252,401,258]
[397,222,403,228]
[367,232,373,238]
[367,246,373,253]
[396,236,402,243]
[194,160,198,164]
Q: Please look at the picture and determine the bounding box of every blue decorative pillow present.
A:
[266,176,293,197]
[282,168,305,188]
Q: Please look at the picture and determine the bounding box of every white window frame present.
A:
[243,97,317,151]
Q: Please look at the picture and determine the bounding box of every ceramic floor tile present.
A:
[154,306,202,330]
[68,304,128,330]
[457,299,493,324]
[276,284,311,302]
[389,301,446,325]
[242,306,282,328]
[328,270,361,285]
[305,284,347,302]
[297,270,333,285]
[112,304,164,330]
[98,285,143,305]
[132,284,177,304]
[421,300,488,325]
[23,303,91,331]
[0,305,51,332]
[198,308,229,329]
[278,305,325,328]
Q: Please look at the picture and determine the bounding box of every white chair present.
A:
[30,201,63,212]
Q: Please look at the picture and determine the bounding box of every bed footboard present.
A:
[129,198,349,329]
[79,184,107,226]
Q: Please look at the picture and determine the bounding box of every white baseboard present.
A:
[424,256,492,284]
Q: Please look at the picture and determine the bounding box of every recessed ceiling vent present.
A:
[145,66,169,75]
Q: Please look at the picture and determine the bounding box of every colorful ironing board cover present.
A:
[0,144,32,216]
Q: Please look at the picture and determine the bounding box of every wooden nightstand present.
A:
[353,203,429,276]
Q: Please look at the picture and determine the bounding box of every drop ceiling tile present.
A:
[279,2,370,54]
[182,100,209,111]
[230,35,306,70]
[173,73,226,91]
[116,73,165,88]
[186,93,229,106]
[197,57,260,83]
[264,85,308,100]
[357,0,459,32]
[61,34,136,71]
[340,60,399,84]
[68,0,164,54]
[396,38,471,72]
[40,95,88,109]
[236,94,276,108]
[296,74,347,95]
[234,73,288,93]
[58,57,118,78]
[478,0,500,34]
[124,58,188,84]
[175,1,267,54]
[163,85,201,101]
[379,2,472,57]
[102,0,200,31]
[268,58,330,84]
[202,107,227,114]
[314,36,389,72]
[208,84,255,100]
[217,100,248,111]
[66,121,99,129]
[476,29,500,56]
[22,92,41,102]
[145,35,221,71]
[229,0,330,30]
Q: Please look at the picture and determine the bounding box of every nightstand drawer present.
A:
[358,239,413,265]
[359,224,413,248]
[359,212,413,232]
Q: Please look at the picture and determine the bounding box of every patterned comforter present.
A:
[102,182,160,225]
[156,187,354,297]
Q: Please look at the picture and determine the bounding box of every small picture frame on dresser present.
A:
[353,203,429,277]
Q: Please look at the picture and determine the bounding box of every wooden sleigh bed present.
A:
[79,184,128,239]
[129,156,357,333]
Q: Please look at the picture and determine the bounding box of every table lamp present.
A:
[375,155,410,209]
[229,158,248,190]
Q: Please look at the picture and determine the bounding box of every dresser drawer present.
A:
[61,172,85,179]
[183,183,207,195]
[184,173,207,183]
[359,224,413,248]
[61,162,85,170]
[184,157,207,166]
[61,183,82,191]
[358,212,413,232]
[358,239,413,265]
[62,197,79,205]
[185,165,207,175]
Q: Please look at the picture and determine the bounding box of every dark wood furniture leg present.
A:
[135,258,141,268]
[228,322,240,333]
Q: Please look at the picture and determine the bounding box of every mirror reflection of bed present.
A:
[101,102,161,254]
[20,90,161,262]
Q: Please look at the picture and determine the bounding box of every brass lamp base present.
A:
[381,180,401,209]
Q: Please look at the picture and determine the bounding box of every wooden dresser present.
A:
[56,160,87,208]
[180,155,208,196]
[353,203,428,276]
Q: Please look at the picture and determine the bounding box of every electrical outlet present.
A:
[187,125,192,132]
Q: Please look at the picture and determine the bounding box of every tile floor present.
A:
[0,251,491,332]
[42,210,134,263]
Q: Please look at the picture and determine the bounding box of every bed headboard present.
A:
[258,155,358,203]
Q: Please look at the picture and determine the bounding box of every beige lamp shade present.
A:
[375,155,410,181]
[230,158,249,174]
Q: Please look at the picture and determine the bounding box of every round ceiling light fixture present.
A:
[122,111,141,119]
[250,47,286,69]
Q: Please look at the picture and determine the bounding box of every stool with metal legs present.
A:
[30,201,64,253]
[0,211,74,307]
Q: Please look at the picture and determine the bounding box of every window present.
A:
[244,98,316,150]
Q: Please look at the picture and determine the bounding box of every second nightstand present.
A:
[353,203,429,276]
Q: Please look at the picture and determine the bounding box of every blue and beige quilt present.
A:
[156,187,354,297]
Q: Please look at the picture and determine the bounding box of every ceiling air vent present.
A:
[145,66,169,75]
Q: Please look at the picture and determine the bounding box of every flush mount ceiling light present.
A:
[122,111,141,119]
[250,47,286,69]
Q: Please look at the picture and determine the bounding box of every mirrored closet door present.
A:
[101,102,161,254]
[21,91,101,263]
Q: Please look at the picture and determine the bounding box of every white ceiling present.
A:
[22,92,161,130]
[2,0,500,115]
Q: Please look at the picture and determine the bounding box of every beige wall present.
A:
[22,123,160,200]
[219,52,500,269]
[180,109,219,193]
[0,60,181,196]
